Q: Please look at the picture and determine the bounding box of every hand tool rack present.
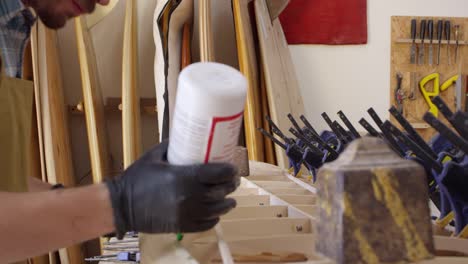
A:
[390,16,468,141]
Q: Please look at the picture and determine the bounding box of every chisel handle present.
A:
[437,20,444,42]
[411,19,417,42]
[428,20,434,43]
[445,21,451,42]
[420,20,426,42]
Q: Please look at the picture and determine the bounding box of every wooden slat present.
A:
[28,35,51,264]
[254,0,305,168]
[233,0,265,162]
[122,0,142,167]
[166,0,193,133]
[259,61,276,164]
[75,17,111,182]
[295,205,317,216]
[30,26,47,183]
[153,0,172,140]
[199,0,215,61]
[277,195,316,205]
[253,180,300,189]
[265,0,290,21]
[248,161,284,176]
[267,188,312,195]
[229,187,259,196]
[434,236,468,255]
[232,195,270,206]
[194,218,311,241]
[273,18,304,121]
[181,22,192,69]
[185,234,323,263]
[35,21,84,264]
[223,206,288,220]
[221,218,311,236]
[247,175,288,182]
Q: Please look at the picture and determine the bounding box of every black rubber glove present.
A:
[106,141,239,239]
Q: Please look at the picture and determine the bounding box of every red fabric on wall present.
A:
[279,0,368,45]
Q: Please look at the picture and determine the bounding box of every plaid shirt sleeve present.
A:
[0,0,36,78]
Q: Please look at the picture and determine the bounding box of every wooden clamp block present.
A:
[316,137,435,264]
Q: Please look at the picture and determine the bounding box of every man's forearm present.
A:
[28,177,53,192]
[0,184,115,263]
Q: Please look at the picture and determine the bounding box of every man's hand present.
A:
[106,141,240,238]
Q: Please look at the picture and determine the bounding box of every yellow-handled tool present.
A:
[419,73,458,117]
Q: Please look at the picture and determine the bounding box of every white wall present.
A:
[290,0,468,133]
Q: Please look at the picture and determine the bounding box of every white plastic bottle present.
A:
[167,62,247,165]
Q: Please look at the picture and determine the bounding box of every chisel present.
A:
[437,20,443,65]
[418,19,426,65]
[428,20,434,65]
[445,20,451,65]
[455,25,460,64]
[410,19,417,64]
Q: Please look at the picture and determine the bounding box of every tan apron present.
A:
[0,56,34,192]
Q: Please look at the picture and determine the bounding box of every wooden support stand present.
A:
[69,97,157,115]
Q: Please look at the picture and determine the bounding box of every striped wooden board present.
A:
[199,0,214,62]
[254,0,305,168]
[166,0,194,133]
[32,21,85,264]
[75,17,111,183]
[232,0,265,162]
[122,0,142,167]
[153,0,174,141]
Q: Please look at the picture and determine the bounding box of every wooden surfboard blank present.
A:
[30,28,47,183]
[232,0,265,162]
[181,22,192,70]
[33,21,85,264]
[167,0,193,133]
[265,0,290,21]
[153,0,172,141]
[199,0,215,62]
[75,17,111,183]
[27,37,51,264]
[122,0,142,167]
[254,0,305,168]
[259,61,276,164]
